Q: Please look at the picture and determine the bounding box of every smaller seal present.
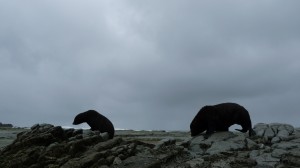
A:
[73,110,115,139]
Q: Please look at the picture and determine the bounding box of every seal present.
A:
[190,103,254,137]
[73,110,115,139]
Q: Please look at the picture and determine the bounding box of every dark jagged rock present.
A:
[1,123,300,168]
[0,124,184,168]
[0,124,126,168]
[0,122,13,128]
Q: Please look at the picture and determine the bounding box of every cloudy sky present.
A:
[1,1,299,130]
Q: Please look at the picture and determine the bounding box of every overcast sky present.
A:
[1,1,299,130]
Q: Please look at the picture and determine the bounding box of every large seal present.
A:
[190,103,254,137]
[73,110,115,139]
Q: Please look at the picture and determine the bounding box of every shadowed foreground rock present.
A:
[1,123,300,168]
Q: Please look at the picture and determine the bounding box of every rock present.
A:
[264,127,275,139]
[271,136,281,144]
[73,129,83,136]
[99,166,110,168]
[206,140,245,155]
[31,124,40,130]
[254,123,268,136]
[94,137,123,151]
[205,131,237,142]
[271,149,288,158]
[252,153,280,167]
[272,141,300,150]
[211,159,232,168]
[255,129,266,137]
[113,157,122,165]
[245,138,259,150]
[189,135,205,146]
[114,155,161,168]
[232,158,257,167]
[178,138,191,148]
[291,138,300,143]
[185,158,205,167]
[1,123,300,168]
[270,123,283,134]
[294,127,300,133]
[82,129,92,135]
[154,137,176,149]
[278,124,294,134]
[0,124,127,168]
[281,150,300,167]
[65,128,75,138]
[253,123,295,144]
[277,129,290,140]
[188,135,205,154]
[101,132,110,141]
[0,122,13,128]
[80,152,103,167]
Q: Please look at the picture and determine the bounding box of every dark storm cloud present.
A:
[1,1,300,130]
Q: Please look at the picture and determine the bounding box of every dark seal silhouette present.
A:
[190,103,254,137]
[73,110,115,139]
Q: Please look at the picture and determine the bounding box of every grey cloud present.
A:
[0,1,300,130]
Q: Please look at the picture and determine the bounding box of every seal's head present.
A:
[73,110,96,125]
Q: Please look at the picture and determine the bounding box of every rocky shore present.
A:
[0,123,300,168]
[0,122,13,128]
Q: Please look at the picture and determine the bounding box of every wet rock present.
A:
[188,135,206,154]
[101,132,110,141]
[73,129,83,136]
[254,123,295,145]
[281,150,300,167]
[185,158,205,168]
[113,157,122,165]
[276,129,290,140]
[252,153,280,167]
[178,138,191,148]
[245,138,259,150]
[204,131,237,142]
[272,141,300,150]
[1,123,300,168]
[0,122,13,128]
[154,137,176,149]
[0,124,133,168]
[278,124,294,134]
[206,140,245,155]
[31,123,40,130]
[271,136,281,144]
[264,127,275,139]
[271,148,288,158]
[231,158,257,167]
[254,123,268,136]
[189,132,245,155]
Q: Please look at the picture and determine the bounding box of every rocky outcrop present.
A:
[253,123,294,143]
[0,123,300,168]
[0,122,13,128]
[0,124,185,168]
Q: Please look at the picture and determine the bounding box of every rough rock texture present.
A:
[253,123,294,143]
[0,122,13,128]
[1,123,300,168]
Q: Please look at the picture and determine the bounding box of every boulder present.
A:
[264,127,275,139]
[253,123,295,144]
